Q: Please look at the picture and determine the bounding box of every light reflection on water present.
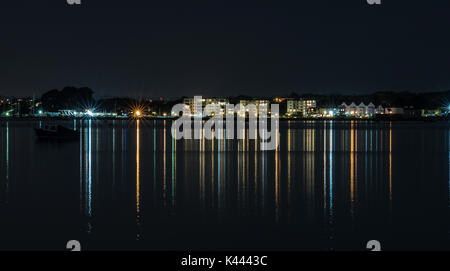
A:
[136,119,141,240]
[0,120,448,250]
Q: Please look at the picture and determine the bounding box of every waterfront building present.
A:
[421,109,442,117]
[286,99,317,117]
[339,102,379,117]
[239,99,270,117]
[9,98,37,117]
[286,100,300,115]
[183,97,229,117]
[384,107,404,115]
[339,102,357,116]
[317,108,338,117]
[375,105,384,114]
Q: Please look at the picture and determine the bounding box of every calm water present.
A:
[0,120,448,250]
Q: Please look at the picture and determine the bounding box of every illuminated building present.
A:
[183,97,230,117]
[286,99,317,117]
[339,102,378,117]
[239,99,270,117]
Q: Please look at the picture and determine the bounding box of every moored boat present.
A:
[34,124,79,140]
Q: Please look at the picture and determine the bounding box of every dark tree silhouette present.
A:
[41,87,94,112]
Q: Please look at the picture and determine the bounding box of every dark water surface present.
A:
[0,120,448,250]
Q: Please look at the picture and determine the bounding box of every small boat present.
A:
[34,124,79,140]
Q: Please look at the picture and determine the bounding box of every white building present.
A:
[339,102,378,117]
[183,97,229,117]
[239,99,270,117]
[286,99,317,116]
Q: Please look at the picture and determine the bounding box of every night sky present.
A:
[1,0,450,98]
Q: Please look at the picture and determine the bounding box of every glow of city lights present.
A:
[135,110,142,117]
[86,110,94,117]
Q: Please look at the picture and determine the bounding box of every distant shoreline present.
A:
[0,116,448,122]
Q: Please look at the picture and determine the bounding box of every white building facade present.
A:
[286,100,317,116]
[339,102,378,117]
